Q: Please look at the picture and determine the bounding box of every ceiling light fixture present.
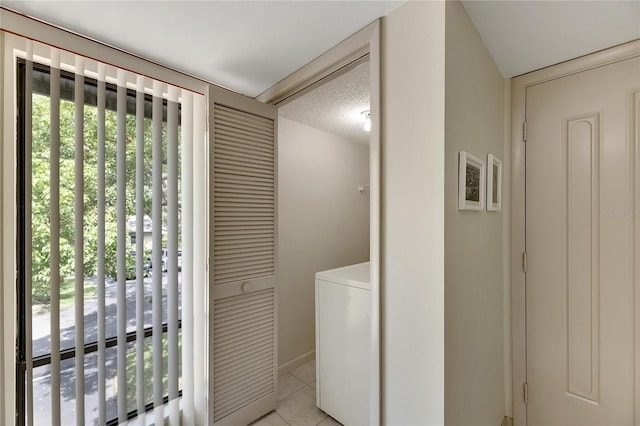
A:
[362,110,371,132]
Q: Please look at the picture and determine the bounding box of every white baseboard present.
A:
[278,350,315,377]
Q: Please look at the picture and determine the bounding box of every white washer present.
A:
[315,262,370,426]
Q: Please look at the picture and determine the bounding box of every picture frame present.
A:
[486,154,502,211]
[458,151,485,211]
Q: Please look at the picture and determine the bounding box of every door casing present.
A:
[510,39,640,426]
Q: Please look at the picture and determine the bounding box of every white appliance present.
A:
[315,262,370,426]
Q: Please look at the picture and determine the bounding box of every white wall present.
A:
[444,1,507,424]
[381,2,446,424]
[277,116,370,371]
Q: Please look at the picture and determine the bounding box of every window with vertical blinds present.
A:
[16,40,207,426]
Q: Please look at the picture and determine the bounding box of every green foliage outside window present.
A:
[30,93,176,304]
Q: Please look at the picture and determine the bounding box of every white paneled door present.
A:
[526,56,640,425]
[208,86,278,426]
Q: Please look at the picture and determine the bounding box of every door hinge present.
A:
[523,382,528,404]
[522,252,528,273]
[523,121,528,142]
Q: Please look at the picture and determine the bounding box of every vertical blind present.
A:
[18,40,207,426]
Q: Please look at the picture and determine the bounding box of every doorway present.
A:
[274,59,371,426]
[256,20,381,426]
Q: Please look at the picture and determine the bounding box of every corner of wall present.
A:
[381,1,446,424]
[502,78,513,419]
[444,0,509,424]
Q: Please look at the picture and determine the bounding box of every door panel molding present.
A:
[563,113,601,404]
[511,38,640,426]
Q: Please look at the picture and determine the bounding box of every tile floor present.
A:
[249,360,343,426]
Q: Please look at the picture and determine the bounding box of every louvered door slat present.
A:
[215,251,273,260]
[214,198,273,206]
[215,383,273,420]
[215,268,273,284]
[215,106,273,129]
[214,341,274,377]
[215,325,274,349]
[215,221,272,229]
[216,136,275,155]
[214,168,273,181]
[215,152,274,168]
[211,93,277,425]
[215,375,273,408]
[214,290,273,311]
[215,126,274,146]
[214,307,273,329]
[215,120,274,141]
[215,226,273,235]
[216,145,274,162]
[216,262,274,277]
[215,358,274,388]
[214,155,274,171]
[216,232,273,241]
[215,246,273,256]
[215,104,273,126]
[212,288,275,421]
[215,236,274,246]
[215,220,273,228]
[215,253,273,267]
[215,336,273,362]
[216,206,274,213]
[215,175,273,187]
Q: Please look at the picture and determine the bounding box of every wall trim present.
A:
[511,38,640,426]
[278,350,316,377]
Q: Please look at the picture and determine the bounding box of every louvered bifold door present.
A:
[208,86,278,426]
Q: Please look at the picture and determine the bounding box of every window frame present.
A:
[15,59,183,426]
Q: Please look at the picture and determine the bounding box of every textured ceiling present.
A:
[462,0,640,78]
[3,0,402,97]
[279,62,370,145]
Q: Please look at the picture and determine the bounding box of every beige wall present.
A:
[381,1,446,424]
[444,1,507,425]
[277,117,370,370]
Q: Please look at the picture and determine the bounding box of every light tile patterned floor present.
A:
[250,360,344,426]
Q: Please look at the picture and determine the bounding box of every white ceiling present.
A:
[4,1,639,90]
[2,0,402,97]
[461,0,640,78]
[279,61,370,145]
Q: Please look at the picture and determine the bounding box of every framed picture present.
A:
[486,154,502,211]
[458,151,485,211]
